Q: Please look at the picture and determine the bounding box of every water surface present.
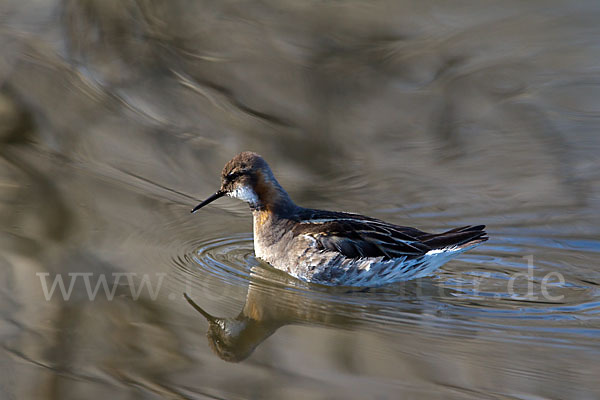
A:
[1,1,600,399]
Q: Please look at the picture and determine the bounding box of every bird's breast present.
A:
[252,210,272,259]
[254,210,270,228]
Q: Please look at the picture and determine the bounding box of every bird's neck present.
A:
[252,173,296,217]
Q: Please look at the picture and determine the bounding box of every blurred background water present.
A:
[1,0,600,399]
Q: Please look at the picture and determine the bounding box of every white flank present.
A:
[301,243,476,287]
[425,246,461,255]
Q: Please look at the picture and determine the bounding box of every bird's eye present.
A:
[227,170,248,180]
[227,171,241,180]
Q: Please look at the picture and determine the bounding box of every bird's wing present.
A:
[292,209,431,259]
[293,209,487,260]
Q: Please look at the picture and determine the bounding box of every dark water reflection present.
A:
[2,0,600,399]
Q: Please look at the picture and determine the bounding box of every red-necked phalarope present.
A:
[191,152,488,287]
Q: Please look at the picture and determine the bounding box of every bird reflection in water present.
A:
[184,266,457,362]
[184,291,280,363]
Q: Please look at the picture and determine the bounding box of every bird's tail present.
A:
[422,225,488,250]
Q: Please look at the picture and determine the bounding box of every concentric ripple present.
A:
[194,234,256,282]
[171,230,600,352]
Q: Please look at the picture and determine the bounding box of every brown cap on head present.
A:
[221,151,269,178]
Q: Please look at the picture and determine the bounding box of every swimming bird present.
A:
[191,152,487,287]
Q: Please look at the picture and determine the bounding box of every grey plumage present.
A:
[192,152,488,287]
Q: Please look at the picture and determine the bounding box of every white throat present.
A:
[228,185,259,207]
